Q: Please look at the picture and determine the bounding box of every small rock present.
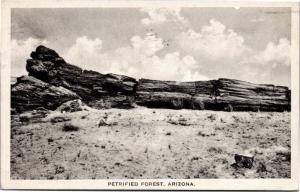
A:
[232,154,254,169]
[51,116,71,123]
[56,99,84,113]
[98,119,108,127]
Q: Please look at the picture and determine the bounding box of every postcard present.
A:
[1,0,299,190]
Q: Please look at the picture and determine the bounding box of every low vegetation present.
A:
[62,123,80,132]
[11,108,290,179]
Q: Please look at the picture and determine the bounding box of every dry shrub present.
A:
[207,114,217,121]
[232,115,240,123]
[220,118,226,123]
[167,115,191,126]
[198,131,206,137]
[196,167,218,178]
[207,146,223,154]
[62,123,80,132]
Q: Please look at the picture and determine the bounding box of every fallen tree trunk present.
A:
[11,76,80,113]
[11,45,291,113]
[25,45,138,109]
[136,78,290,112]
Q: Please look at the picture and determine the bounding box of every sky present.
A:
[11,7,291,87]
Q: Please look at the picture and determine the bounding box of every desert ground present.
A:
[11,107,290,179]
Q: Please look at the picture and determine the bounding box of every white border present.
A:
[1,1,299,190]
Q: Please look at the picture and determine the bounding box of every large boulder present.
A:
[11,76,80,113]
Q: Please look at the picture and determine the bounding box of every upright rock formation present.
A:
[11,45,291,113]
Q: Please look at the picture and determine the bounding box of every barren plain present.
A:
[11,107,290,179]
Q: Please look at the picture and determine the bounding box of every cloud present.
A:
[256,38,290,68]
[176,18,250,81]
[177,18,290,86]
[11,38,49,76]
[140,8,187,25]
[130,32,164,56]
[250,18,265,22]
[238,38,291,86]
[178,18,290,70]
[62,33,207,81]
[179,19,247,60]
[241,38,290,68]
[11,17,290,86]
[63,36,109,71]
[126,51,204,81]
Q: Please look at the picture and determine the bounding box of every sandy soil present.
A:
[11,107,290,179]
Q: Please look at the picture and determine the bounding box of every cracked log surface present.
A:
[136,78,290,112]
[11,45,290,113]
[11,76,80,113]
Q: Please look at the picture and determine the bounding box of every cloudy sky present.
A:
[12,7,291,87]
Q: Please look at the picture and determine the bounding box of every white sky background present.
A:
[11,7,291,87]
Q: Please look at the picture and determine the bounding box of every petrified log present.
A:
[136,79,217,110]
[136,78,290,112]
[26,45,138,108]
[232,154,254,169]
[11,76,80,113]
[137,79,197,95]
[12,45,291,112]
[136,91,194,109]
[215,79,290,112]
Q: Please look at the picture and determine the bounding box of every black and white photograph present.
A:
[1,0,299,190]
